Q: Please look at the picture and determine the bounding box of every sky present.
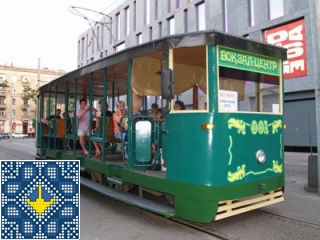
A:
[0,0,121,72]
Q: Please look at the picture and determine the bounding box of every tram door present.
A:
[134,120,152,164]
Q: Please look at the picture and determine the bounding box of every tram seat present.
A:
[89,117,121,144]
[56,119,65,138]
[107,117,121,143]
[40,119,65,149]
[41,119,65,138]
[42,124,48,136]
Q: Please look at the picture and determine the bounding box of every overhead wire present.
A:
[68,6,115,55]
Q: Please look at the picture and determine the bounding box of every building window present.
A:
[81,37,85,61]
[12,109,15,116]
[155,0,158,19]
[91,32,95,55]
[96,26,100,52]
[149,27,153,41]
[133,1,137,32]
[249,0,255,26]
[168,0,172,13]
[125,6,130,36]
[100,25,104,52]
[22,76,29,83]
[23,99,28,105]
[146,0,151,25]
[12,98,16,105]
[115,42,126,52]
[0,74,6,84]
[184,9,188,33]
[269,0,284,20]
[223,0,228,32]
[109,21,113,44]
[168,17,175,35]
[196,1,205,31]
[176,0,180,8]
[137,33,142,44]
[86,34,89,59]
[116,13,121,41]
[78,40,81,63]
[159,22,162,38]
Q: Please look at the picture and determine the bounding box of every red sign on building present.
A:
[264,19,307,79]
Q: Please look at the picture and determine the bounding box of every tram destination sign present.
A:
[218,46,280,76]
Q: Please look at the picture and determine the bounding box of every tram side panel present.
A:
[213,113,284,198]
[162,112,284,222]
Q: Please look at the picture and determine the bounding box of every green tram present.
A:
[36,30,287,223]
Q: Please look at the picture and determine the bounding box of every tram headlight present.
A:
[201,123,214,130]
[256,150,266,164]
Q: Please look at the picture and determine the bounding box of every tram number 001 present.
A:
[250,120,269,135]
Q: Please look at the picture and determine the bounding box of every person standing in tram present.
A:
[76,98,96,156]
[92,99,112,157]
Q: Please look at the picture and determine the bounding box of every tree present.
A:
[23,86,37,103]
[0,79,9,88]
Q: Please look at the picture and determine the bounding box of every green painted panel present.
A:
[162,112,284,187]
[213,113,284,185]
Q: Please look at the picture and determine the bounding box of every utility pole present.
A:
[37,58,40,90]
[35,58,41,139]
[9,79,13,142]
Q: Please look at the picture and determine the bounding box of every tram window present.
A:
[131,45,207,112]
[175,88,207,110]
[218,67,281,113]
[172,46,207,111]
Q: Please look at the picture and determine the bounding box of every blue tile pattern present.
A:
[1,160,79,239]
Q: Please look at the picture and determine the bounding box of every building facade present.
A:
[77,0,320,151]
[0,65,64,135]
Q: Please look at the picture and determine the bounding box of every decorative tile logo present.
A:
[1,160,80,239]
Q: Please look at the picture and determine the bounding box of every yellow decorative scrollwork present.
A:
[227,160,283,182]
[228,118,282,135]
[269,119,282,134]
[227,164,246,182]
[272,160,283,173]
[227,118,247,135]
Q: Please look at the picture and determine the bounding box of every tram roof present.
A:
[40,30,287,93]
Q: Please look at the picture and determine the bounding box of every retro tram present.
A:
[36,30,287,223]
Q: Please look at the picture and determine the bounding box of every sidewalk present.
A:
[284,151,312,166]
[263,152,320,225]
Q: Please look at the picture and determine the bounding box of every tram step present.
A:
[107,176,124,186]
[80,176,175,217]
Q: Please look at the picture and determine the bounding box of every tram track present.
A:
[167,205,320,240]
[259,208,320,228]
[170,218,232,240]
